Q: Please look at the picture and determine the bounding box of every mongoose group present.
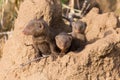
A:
[23,17,87,61]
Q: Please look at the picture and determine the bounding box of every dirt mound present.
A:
[83,8,119,42]
[0,0,120,80]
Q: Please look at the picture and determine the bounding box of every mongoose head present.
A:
[23,17,48,37]
[55,32,72,50]
[72,20,86,34]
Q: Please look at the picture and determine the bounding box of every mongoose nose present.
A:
[22,30,25,34]
[22,30,28,35]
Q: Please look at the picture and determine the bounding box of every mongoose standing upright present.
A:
[70,20,86,51]
[23,17,58,60]
[55,32,72,57]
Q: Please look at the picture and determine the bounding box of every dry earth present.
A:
[0,0,120,80]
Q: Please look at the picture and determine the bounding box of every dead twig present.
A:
[62,4,82,13]
[0,31,12,35]
[20,55,49,67]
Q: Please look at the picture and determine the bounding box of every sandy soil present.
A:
[0,0,120,80]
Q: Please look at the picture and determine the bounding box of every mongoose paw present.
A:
[59,53,65,57]
[51,53,58,61]
[34,54,42,62]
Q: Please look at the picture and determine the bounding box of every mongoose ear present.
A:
[38,15,44,20]
[55,36,58,40]
[33,16,37,20]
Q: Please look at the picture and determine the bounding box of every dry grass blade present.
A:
[0,0,24,59]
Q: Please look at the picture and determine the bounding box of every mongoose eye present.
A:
[39,25,42,28]
[39,26,44,30]
[38,22,44,29]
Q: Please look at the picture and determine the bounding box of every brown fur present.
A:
[70,20,86,51]
[23,17,58,60]
[55,32,72,57]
